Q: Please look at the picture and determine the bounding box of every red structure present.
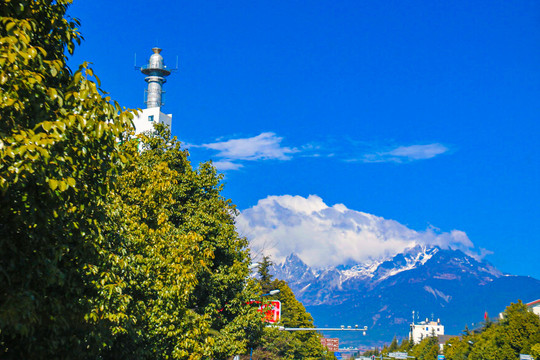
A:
[249,300,282,323]
[320,337,339,352]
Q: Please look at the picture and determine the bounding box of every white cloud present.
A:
[212,161,244,171]
[361,143,449,163]
[199,132,298,164]
[190,133,452,170]
[237,194,475,268]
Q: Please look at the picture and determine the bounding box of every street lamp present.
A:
[261,289,280,296]
[279,325,368,335]
[249,289,280,360]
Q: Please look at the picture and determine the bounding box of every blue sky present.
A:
[68,1,539,278]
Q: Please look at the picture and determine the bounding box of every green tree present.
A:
[364,347,380,356]
[467,324,514,360]
[1,0,132,358]
[443,335,474,360]
[257,255,274,294]
[462,325,471,336]
[1,1,261,358]
[500,301,540,355]
[410,335,438,360]
[467,301,540,360]
[101,126,261,359]
[388,336,399,352]
[250,276,334,360]
[398,338,413,352]
[531,343,540,359]
[444,301,540,360]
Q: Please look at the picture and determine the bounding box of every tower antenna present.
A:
[138,47,172,108]
[131,47,176,135]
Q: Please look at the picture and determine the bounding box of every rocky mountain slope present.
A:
[271,246,540,344]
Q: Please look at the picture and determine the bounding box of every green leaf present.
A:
[48,179,58,190]
[47,88,57,99]
[6,21,16,33]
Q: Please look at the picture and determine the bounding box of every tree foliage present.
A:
[363,347,380,356]
[1,1,261,358]
[365,301,540,360]
[249,263,335,360]
[398,338,413,352]
[410,335,438,360]
[388,336,399,352]
[257,255,274,294]
[464,301,540,360]
[1,0,132,357]
[101,126,260,359]
[442,301,540,360]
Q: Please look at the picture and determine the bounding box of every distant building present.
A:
[437,334,459,352]
[409,316,444,344]
[526,299,540,316]
[132,47,174,134]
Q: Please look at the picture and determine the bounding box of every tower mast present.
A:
[141,47,171,108]
[132,48,175,134]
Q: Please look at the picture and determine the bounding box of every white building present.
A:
[526,299,540,316]
[132,107,172,134]
[409,317,444,344]
[132,47,174,134]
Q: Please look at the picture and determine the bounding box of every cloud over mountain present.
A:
[237,195,476,268]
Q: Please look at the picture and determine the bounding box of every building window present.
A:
[148,115,154,122]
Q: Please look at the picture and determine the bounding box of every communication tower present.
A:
[132,47,175,134]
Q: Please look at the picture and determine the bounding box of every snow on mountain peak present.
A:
[273,245,443,290]
[370,245,439,282]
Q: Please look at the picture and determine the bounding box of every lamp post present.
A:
[250,289,280,360]
[261,289,280,296]
[278,325,368,336]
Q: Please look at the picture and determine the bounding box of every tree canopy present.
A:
[249,259,335,360]
[101,125,261,359]
[461,301,540,360]
[1,0,132,357]
[361,301,540,360]
[1,1,260,358]
[257,255,274,295]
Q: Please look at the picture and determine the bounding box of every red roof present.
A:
[526,299,540,307]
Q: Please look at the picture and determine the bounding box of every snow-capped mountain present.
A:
[273,245,476,304]
[242,195,539,343]
[270,246,539,344]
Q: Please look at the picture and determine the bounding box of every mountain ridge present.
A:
[270,246,539,344]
